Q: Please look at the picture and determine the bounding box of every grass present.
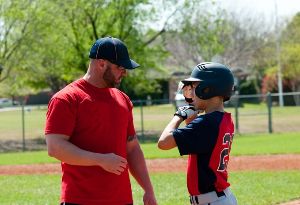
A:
[113,103,300,135]
[0,132,300,165]
[1,103,300,141]
[231,171,300,205]
[0,171,299,205]
[0,174,59,205]
[231,132,300,156]
[0,104,299,205]
[0,107,46,140]
[0,151,58,165]
[230,103,300,133]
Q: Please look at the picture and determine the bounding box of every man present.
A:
[158,62,238,205]
[45,36,157,205]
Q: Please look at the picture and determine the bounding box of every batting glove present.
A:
[174,105,198,120]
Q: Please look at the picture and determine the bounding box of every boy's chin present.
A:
[185,97,193,104]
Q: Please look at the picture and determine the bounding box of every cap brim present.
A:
[118,59,140,70]
[181,77,201,84]
[129,59,140,69]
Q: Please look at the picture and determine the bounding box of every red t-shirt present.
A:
[45,79,136,205]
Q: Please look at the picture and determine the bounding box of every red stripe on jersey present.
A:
[209,112,234,192]
[187,154,200,195]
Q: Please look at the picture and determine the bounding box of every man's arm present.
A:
[126,136,157,205]
[45,134,127,175]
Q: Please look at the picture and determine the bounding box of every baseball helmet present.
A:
[181,62,234,102]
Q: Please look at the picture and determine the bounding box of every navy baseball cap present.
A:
[89,36,139,70]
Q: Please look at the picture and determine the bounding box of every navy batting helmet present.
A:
[181,62,234,102]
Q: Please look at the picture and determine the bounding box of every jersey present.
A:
[45,78,136,205]
[173,111,234,196]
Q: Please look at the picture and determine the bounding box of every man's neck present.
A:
[83,72,107,88]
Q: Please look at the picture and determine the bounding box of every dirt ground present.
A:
[1,154,300,204]
[1,154,300,175]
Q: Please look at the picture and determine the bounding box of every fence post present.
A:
[234,95,239,134]
[21,101,26,151]
[267,92,273,133]
[139,100,145,142]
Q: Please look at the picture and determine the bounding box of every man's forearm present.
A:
[46,134,127,175]
[127,144,154,194]
[46,134,101,166]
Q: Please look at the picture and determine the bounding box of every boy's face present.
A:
[182,82,194,103]
[182,82,206,110]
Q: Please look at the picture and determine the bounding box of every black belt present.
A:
[189,190,226,205]
[216,190,225,197]
[61,203,133,205]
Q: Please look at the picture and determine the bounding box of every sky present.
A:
[218,0,300,20]
[149,0,300,31]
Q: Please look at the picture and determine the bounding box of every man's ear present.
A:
[97,59,106,67]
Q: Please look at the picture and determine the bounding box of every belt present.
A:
[216,191,225,197]
[190,188,231,205]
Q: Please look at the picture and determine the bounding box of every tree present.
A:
[260,12,300,105]
[164,3,272,81]
[164,1,226,72]
[281,13,300,93]
[0,0,191,99]
[0,1,38,83]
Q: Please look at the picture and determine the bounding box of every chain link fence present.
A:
[0,92,300,151]
[134,92,300,141]
[230,92,300,134]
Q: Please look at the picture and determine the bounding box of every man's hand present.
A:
[174,105,198,120]
[99,153,127,175]
[143,191,157,205]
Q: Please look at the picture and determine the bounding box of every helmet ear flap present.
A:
[202,87,211,95]
[195,83,202,99]
[194,83,201,99]
[195,82,211,100]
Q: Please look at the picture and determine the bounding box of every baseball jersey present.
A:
[45,78,135,205]
[173,111,234,195]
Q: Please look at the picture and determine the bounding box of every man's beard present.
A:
[103,64,120,88]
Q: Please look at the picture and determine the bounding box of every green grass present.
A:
[0,132,300,165]
[231,171,300,205]
[0,174,59,205]
[133,104,175,133]
[144,132,300,158]
[0,104,299,205]
[231,132,300,156]
[0,151,59,165]
[0,144,180,165]
[139,143,180,159]
[0,107,46,140]
[1,104,299,141]
[0,171,299,205]
[225,104,300,133]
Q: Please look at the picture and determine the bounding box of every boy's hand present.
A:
[174,105,198,120]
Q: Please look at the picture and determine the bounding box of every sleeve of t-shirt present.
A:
[173,116,219,156]
[45,97,76,136]
[127,100,136,137]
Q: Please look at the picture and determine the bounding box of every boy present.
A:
[158,62,238,205]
